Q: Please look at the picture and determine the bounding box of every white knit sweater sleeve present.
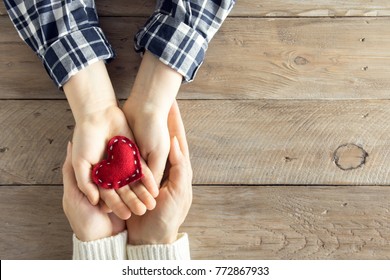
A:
[72,230,128,260]
[126,233,191,260]
[72,231,191,260]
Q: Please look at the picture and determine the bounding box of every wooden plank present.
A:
[1,17,390,99]
[0,1,5,16]
[0,0,155,17]
[231,0,390,17]
[0,186,72,260]
[187,185,390,259]
[1,0,390,17]
[1,185,389,259]
[2,100,390,186]
[96,0,390,17]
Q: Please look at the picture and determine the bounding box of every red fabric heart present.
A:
[92,136,143,189]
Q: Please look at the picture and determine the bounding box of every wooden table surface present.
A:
[1,0,390,259]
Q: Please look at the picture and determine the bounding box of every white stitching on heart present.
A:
[94,137,142,189]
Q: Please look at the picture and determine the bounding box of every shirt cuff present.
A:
[126,233,191,260]
[135,13,208,83]
[43,26,115,88]
[72,230,127,260]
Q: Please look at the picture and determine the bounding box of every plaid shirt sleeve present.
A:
[135,0,236,83]
[3,0,114,88]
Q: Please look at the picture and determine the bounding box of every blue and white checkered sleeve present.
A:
[3,0,115,88]
[134,0,236,83]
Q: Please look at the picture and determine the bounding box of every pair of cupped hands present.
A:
[62,53,192,245]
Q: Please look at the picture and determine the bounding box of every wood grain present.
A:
[95,0,390,17]
[1,185,389,259]
[1,0,390,262]
[1,0,390,17]
[0,186,72,260]
[1,17,390,99]
[230,0,390,17]
[2,100,390,186]
[187,185,390,259]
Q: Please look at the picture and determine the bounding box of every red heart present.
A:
[91,136,143,189]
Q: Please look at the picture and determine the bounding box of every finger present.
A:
[168,136,193,194]
[73,159,100,205]
[140,160,159,197]
[116,186,147,216]
[62,142,78,194]
[130,182,156,211]
[168,136,185,167]
[99,199,112,213]
[168,101,190,160]
[99,188,131,220]
[147,150,169,188]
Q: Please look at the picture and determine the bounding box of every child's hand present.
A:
[123,51,182,187]
[72,105,158,220]
[123,106,170,188]
[126,102,193,245]
[63,61,158,220]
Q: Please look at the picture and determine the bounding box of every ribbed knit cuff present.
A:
[126,233,191,260]
[72,230,127,260]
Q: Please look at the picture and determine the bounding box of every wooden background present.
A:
[1,0,390,259]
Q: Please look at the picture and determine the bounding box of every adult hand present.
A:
[126,101,193,244]
[63,141,125,242]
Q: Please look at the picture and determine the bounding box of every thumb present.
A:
[147,144,170,187]
[63,142,86,199]
[62,141,76,189]
[168,136,185,167]
[72,156,100,205]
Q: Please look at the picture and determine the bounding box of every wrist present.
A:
[128,230,178,245]
[127,51,182,117]
[122,98,166,128]
[64,61,118,123]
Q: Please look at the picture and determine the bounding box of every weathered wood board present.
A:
[1,185,389,259]
[2,1,389,17]
[1,18,390,99]
[1,0,389,262]
[1,100,390,186]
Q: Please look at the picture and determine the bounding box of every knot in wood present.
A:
[294,56,309,65]
[333,143,368,171]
